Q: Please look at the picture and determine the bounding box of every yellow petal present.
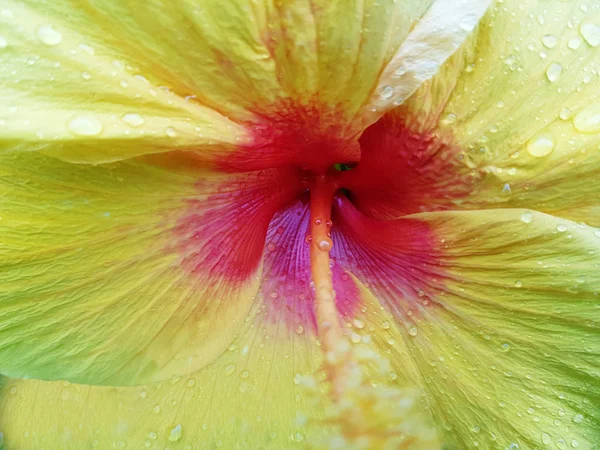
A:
[397,0,600,225]
[0,151,302,385]
[361,0,492,127]
[352,209,600,449]
[0,1,250,164]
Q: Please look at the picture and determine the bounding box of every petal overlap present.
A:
[333,203,600,449]
[0,152,301,386]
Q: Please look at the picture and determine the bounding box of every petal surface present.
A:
[0,202,342,449]
[1,0,496,169]
[0,1,249,164]
[394,0,600,225]
[333,201,600,449]
[0,152,300,385]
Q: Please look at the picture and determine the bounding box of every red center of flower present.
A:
[176,102,467,347]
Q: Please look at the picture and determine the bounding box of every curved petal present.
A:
[394,0,600,225]
[361,0,491,127]
[0,1,249,164]
[0,201,339,449]
[0,0,452,167]
[333,200,600,448]
[0,151,301,385]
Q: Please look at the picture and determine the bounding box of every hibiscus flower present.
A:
[1,0,599,449]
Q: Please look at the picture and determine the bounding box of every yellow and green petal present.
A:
[0,151,303,386]
[333,202,600,449]
[396,0,600,225]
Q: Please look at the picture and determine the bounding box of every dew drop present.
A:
[572,413,584,423]
[521,211,533,224]
[81,71,91,80]
[527,133,555,157]
[153,404,161,414]
[317,238,332,251]
[559,107,572,120]
[305,235,313,244]
[541,35,557,48]
[314,219,322,225]
[168,424,182,442]
[593,230,600,239]
[573,105,600,133]
[67,114,102,136]
[542,432,552,445]
[36,24,62,46]
[571,439,580,448]
[394,65,407,77]
[380,85,394,100]
[225,365,236,376]
[165,126,177,137]
[441,113,457,125]
[78,43,95,55]
[459,14,478,31]
[0,36,6,49]
[408,326,418,337]
[580,23,600,47]
[515,280,523,288]
[545,63,562,82]
[500,343,511,352]
[296,325,304,335]
[122,113,144,128]
[568,38,582,50]
[557,224,568,233]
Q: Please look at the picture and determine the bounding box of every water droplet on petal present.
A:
[67,114,102,136]
[571,439,580,448]
[559,107,572,120]
[572,413,584,423]
[580,23,600,47]
[408,326,418,337]
[594,230,600,239]
[557,224,568,232]
[515,280,523,288]
[573,105,600,133]
[36,24,62,46]
[542,433,552,445]
[317,238,332,251]
[568,38,582,50]
[527,133,555,157]
[394,65,407,77]
[521,211,533,223]
[459,14,478,31]
[380,85,394,100]
[0,36,7,49]
[441,113,457,125]
[81,71,91,80]
[545,63,562,82]
[168,424,182,442]
[122,113,144,128]
[165,126,177,137]
[542,35,557,48]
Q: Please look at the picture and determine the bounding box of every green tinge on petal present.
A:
[0,152,260,385]
[0,298,323,450]
[398,0,600,225]
[362,209,600,449]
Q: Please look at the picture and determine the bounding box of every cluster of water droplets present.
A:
[295,336,440,450]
